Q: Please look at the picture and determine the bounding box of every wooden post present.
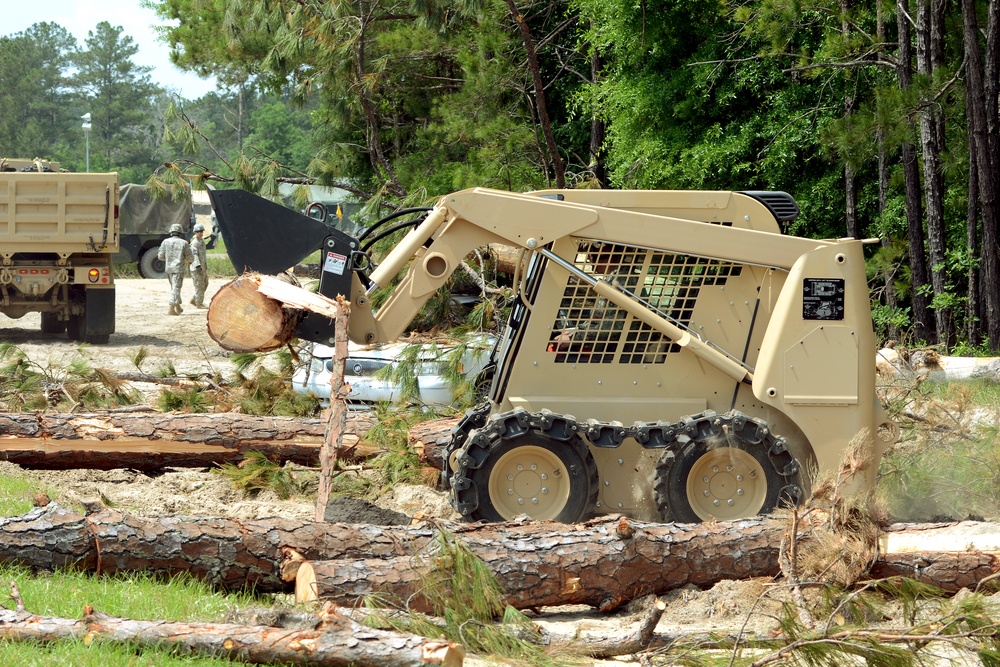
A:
[217,274,351,521]
[316,297,350,521]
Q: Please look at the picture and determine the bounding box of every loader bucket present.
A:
[207,189,332,274]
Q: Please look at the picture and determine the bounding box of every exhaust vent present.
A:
[741,191,800,222]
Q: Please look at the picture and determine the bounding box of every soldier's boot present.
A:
[168,305,178,316]
[175,304,184,314]
[190,298,196,305]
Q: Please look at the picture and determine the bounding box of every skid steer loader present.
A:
[209,187,898,524]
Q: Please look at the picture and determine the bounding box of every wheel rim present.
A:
[686,447,768,521]
[487,445,571,520]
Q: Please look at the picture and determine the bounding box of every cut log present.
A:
[292,517,1000,612]
[0,503,443,592]
[410,416,459,470]
[0,605,464,667]
[6,504,1000,611]
[487,244,523,276]
[207,274,298,352]
[0,410,376,470]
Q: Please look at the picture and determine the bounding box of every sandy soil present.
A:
[0,277,240,381]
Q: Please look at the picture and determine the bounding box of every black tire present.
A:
[40,312,65,334]
[472,368,494,403]
[66,314,84,341]
[454,428,598,523]
[654,412,801,523]
[138,246,167,279]
[83,333,110,344]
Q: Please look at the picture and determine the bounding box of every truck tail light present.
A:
[88,268,100,283]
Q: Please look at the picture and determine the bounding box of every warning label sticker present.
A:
[323,251,347,276]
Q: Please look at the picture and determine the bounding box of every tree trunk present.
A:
[0,503,441,593]
[0,411,377,470]
[207,274,298,352]
[877,130,901,342]
[976,0,1000,351]
[897,0,935,341]
[5,505,1000,612]
[503,0,566,188]
[845,152,859,239]
[316,299,350,521]
[409,416,459,470]
[0,606,463,667]
[292,516,1000,612]
[916,0,951,347]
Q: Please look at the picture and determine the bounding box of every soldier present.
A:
[158,223,193,315]
[189,223,209,309]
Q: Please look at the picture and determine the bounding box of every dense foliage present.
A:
[5,0,1000,351]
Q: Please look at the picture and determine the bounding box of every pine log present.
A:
[409,416,459,470]
[0,605,464,667]
[293,517,1000,612]
[487,244,523,276]
[7,503,1000,611]
[207,274,298,352]
[0,503,442,592]
[0,411,376,470]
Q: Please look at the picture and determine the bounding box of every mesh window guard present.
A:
[547,240,742,364]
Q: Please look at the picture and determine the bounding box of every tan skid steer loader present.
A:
[209,187,898,523]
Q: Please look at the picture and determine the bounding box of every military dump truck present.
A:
[0,158,117,344]
[114,183,196,279]
[209,187,898,524]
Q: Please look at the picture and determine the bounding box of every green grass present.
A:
[921,376,1000,411]
[0,474,55,516]
[0,566,265,666]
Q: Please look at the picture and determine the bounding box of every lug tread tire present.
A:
[654,411,800,523]
[453,423,598,523]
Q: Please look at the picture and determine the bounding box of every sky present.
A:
[3,0,218,100]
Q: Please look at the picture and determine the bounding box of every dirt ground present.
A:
[1,277,241,381]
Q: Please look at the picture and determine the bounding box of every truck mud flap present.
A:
[85,288,115,336]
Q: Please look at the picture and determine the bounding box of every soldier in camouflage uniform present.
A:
[158,223,193,315]
[188,223,208,309]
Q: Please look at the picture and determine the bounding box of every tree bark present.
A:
[316,298,350,521]
[968,0,1000,352]
[503,0,566,188]
[5,504,1000,612]
[0,411,376,470]
[0,503,441,593]
[916,0,951,346]
[0,605,463,667]
[292,517,1000,612]
[409,415,459,470]
[897,0,935,341]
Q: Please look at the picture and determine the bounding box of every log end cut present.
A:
[295,561,319,604]
[207,275,297,352]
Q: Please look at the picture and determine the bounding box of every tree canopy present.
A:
[6,0,1000,352]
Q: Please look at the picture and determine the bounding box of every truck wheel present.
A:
[40,312,65,334]
[654,411,802,523]
[452,426,598,523]
[138,246,167,279]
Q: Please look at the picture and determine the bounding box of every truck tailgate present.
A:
[0,173,119,253]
